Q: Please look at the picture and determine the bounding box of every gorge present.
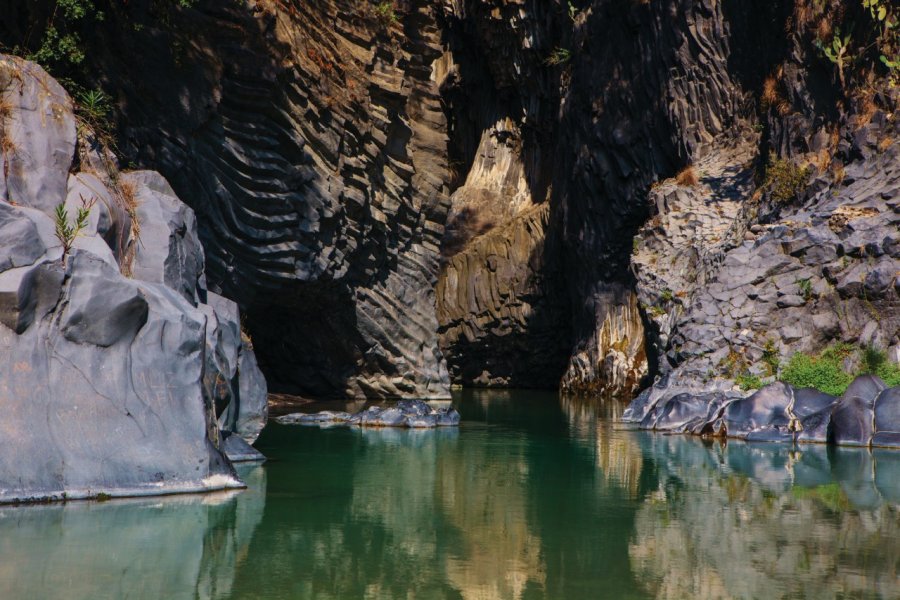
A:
[0,0,899,595]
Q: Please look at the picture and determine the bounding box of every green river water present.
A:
[1,390,898,599]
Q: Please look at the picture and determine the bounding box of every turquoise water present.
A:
[1,390,899,599]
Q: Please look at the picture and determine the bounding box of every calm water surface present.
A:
[2,390,899,599]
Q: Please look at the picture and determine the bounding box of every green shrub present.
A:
[861,346,900,386]
[780,342,900,395]
[781,346,855,396]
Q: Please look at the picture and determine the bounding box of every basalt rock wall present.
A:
[4,0,897,401]
[4,1,455,399]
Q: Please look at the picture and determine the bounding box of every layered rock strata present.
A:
[58,0,455,398]
[0,56,265,502]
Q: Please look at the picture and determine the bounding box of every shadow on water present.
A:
[1,391,899,599]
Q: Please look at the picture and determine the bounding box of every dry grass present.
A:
[815,16,833,43]
[116,178,141,278]
[877,136,894,153]
[830,161,845,185]
[815,148,832,172]
[675,165,699,187]
[762,75,780,107]
[761,72,791,115]
[855,94,877,128]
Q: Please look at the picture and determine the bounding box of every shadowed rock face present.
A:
[43,1,455,399]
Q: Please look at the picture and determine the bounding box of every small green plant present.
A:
[54,195,95,264]
[660,288,674,303]
[797,278,813,301]
[75,88,111,128]
[544,47,572,66]
[568,1,579,21]
[374,1,399,26]
[649,305,666,317]
[764,153,810,205]
[736,372,764,391]
[818,27,852,88]
[762,338,781,377]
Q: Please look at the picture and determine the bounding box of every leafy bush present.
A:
[861,346,900,386]
[780,343,900,394]
[781,352,853,396]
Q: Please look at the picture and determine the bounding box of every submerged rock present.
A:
[277,401,460,430]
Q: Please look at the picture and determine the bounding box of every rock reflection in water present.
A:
[629,435,900,599]
[0,464,266,600]
[4,392,899,599]
[561,393,644,498]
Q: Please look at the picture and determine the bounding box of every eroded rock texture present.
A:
[52,1,455,398]
[0,57,265,502]
[629,2,900,397]
[4,0,896,401]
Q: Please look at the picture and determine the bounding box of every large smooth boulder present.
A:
[719,383,793,441]
[0,251,242,502]
[828,375,885,446]
[791,387,838,443]
[872,387,900,448]
[205,292,268,445]
[641,393,706,432]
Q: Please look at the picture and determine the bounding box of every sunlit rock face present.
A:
[437,204,570,388]
[0,56,264,501]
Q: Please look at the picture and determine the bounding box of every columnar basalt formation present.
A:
[552,0,745,394]
[79,1,454,399]
[3,0,897,404]
[437,204,570,388]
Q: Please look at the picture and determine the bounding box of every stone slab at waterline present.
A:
[277,400,461,429]
[624,375,900,448]
[0,56,266,502]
